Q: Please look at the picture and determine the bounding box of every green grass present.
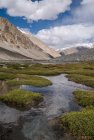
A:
[0,72,16,80]
[0,61,94,88]
[7,75,52,87]
[73,90,94,107]
[64,69,94,77]
[0,64,61,76]
[60,108,94,139]
[15,66,62,76]
[0,62,94,138]
[66,74,94,88]
[59,61,94,139]
[0,89,43,109]
[60,89,94,139]
[62,62,94,88]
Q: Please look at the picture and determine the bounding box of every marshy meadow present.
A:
[0,61,94,140]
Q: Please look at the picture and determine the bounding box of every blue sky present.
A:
[0,0,94,49]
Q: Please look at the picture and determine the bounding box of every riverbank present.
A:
[60,90,94,139]
[0,62,93,140]
[0,89,43,110]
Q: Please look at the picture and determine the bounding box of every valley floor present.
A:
[0,61,93,139]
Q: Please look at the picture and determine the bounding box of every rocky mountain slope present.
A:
[20,29,61,59]
[58,43,94,55]
[52,44,94,62]
[0,17,60,61]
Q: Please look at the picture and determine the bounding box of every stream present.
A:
[0,74,93,140]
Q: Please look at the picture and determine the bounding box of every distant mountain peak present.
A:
[57,43,94,55]
[56,43,94,62]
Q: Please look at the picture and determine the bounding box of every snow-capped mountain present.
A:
[58,43,94,55]
[52,43,94,62]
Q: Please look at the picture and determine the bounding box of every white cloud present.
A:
[1,0,94,50]
[0,0,72,21]
[36,24,94,49]
[60,0,94,25]
[70,0,94,24]
[81,0,94,5]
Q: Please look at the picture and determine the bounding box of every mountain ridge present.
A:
[54,44,94,62]
[58,43,94,55]
[0,17,60,60]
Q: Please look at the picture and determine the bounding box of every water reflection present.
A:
[0,74,93,140]
[20,74,92,118]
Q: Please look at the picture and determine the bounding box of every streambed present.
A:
[0,74,93,140]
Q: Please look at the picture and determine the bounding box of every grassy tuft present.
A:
[60,108,94,139]
[0,72,16,80]
[0,89,43,110]
[60,89,94,139]
[6,75,52,87]
[73,90,94,107]
[0,62,94,88]
[66,74,94,88]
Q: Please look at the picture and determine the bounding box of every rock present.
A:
[0,17,60,61]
